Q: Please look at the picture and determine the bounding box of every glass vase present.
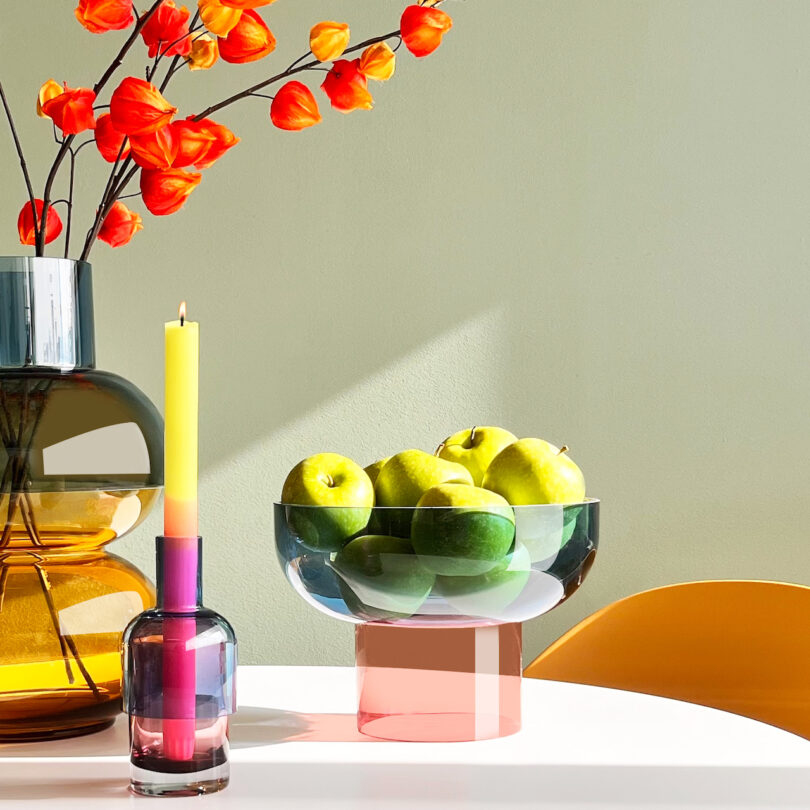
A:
[0,256,163,741]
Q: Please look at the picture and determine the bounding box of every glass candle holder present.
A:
[123,537,236,797]
[275,499,599,741]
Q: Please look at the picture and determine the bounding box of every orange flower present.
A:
[94,113,131,161]
[321,59,373,113]
[193,119,239,168]
[140,1,192,57]
[198,0,241,37]
[75,0,134,33]
[129,125,178,169]
[110,77,177,136]
[41,85,97,135]
[172,117,239,168]
[400,5,452,57]
[309,21,349,62]
[171,119,217,167]
[218,9,275,63]
[270,81,321,131]
[186,33,219,69]
[140,168,202,215]
[98,201,143,247]
[17,200,63,246]
[358,42,396,81]
[36,80,63,118]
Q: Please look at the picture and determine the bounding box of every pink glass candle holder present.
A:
[274,499,598,742]
[123,536,236,796]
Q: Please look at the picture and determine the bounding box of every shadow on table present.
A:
[0,761,129,801]
[0,706,368,761]
[231,706,371,747]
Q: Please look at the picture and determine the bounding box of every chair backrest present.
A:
[524,580,810,739]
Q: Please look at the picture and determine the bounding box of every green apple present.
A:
[375,449,473,507]
[482,438,586,504]
[436,543,531,617]
[333,534,435,620]
[437,426,517,486]
[363,457,390,487]
[411,483,515,576]
[281,452,374,551]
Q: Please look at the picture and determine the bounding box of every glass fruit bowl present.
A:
[274,499,599,741]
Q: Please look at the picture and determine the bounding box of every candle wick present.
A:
[180,315,185,327]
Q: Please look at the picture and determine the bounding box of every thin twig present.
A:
[80,140,129,259]
[72,139,95,155]
[0,563,8,614]
[37,0,164,255]
[156,11,201,91]
[193,29,401,121]
[34,562,75,685]
[64,149,76,258]
[0,79,40,245]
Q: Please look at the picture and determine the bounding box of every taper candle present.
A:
[164,301,198,538]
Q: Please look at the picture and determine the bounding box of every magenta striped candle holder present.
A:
[274,500,599,742]
[123,537,237,796]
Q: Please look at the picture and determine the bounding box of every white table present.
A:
[2,666,810,809]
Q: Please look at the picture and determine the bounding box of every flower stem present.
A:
[192,29,400,121]
[0,79,40,247]
[63,149,76,259]
[37,0,164,256]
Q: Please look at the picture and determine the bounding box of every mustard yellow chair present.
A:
[524,580,810,739]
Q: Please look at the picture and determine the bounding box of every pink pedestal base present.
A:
[356,623,522,742]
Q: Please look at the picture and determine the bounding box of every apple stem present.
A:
[434,441,446,457]
[469,426,478,445]
[558,445,569,455]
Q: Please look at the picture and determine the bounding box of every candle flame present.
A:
[179,301,186,325]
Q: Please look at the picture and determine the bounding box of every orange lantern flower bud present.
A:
[98,201,144,247]
[129,125,178,169]
[309,21,350,62]
[140,1,192,58]
[140,167,202,215]
[172,117,239,168]
[220,0,275,7]
[194,119,239,168]
[198,0,242,37]
[270,81,321,131]
[171,119,216,167]
[358,42,396,81]
[94,113,131,162]
[400,5,452,58]
[75,0,134,33]
[186,33,219,69]
[41,85,97,135]
[218,9,276,63]
[110,77,177,136]
[17,200,63,246]
[321,59,373,113]
[36,80,64,118]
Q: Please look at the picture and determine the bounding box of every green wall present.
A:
[2,1,809,665]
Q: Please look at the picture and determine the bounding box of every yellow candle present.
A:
[164,301,198,538]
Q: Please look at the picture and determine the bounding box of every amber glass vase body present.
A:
[0,257,163,741]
